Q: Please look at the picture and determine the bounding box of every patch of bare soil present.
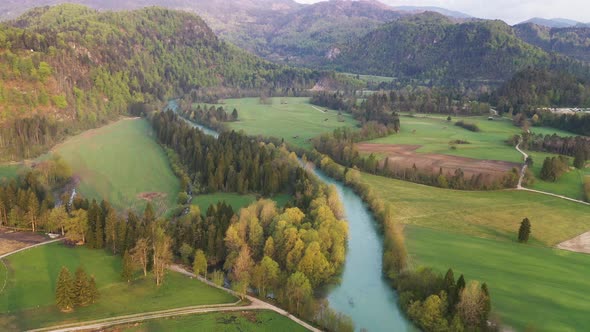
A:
[357,143,520,180]
[0,229,46,255]
[556,231,590,254]
[137,192,166,201]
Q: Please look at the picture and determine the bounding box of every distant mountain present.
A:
[514,23,590,63]
[519,17,586,28]
[257,0,404,65]
[391,5,471,19]
[326,12,552,82]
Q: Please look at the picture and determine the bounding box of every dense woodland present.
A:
[519,132,590,167]
[0,4,320,160]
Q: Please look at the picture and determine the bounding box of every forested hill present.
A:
[0,4,318,160]
[326,12,552,83]
[514,23,590,63]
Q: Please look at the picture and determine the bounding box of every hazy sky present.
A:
[294,0,589,24]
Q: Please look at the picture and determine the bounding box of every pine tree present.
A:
[55,266,75,312]
[518,218,531,243]
[455,274,466,308]
[444,268,457,312]
[122,250,134,282]
[87,275,99,304]
[480,282,491,325]
[73,266,90,306]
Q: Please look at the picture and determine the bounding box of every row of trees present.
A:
[175,97,239,132]
[519,132,589,168]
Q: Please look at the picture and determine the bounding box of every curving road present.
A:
[514,138,590,206]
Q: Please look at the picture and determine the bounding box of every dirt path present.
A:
[556,231,590,254]
[26,265,320,332]
[0,238,61,260]
[310,105,327,114]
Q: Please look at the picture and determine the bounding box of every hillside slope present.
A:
[0,4,317,160]
[514,23,590,63]
[327,12,551,82]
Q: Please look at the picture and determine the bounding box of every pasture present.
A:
[192,193,291,213]
[0,242,235,331]
[120,310,308,332]
[362,173,590,246]
[51,118,180,213]
[527,151,590,201]
[194,97,358,149]
[407,226,590,332]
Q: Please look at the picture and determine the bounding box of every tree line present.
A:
[518,132,589,168]
[175,97,238,132]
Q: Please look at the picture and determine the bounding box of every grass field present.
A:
[367,114,575,163]
[120,310,308,332]
[407,226,590,332]
[362,173,590,246]
[192,193,291,213]
[194,97,358,149]
[52,118,180,213]
[0,165,22,181]
[363,172,590,330]
[527,151,590,201]
[0,242,235,331]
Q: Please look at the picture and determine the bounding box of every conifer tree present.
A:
[55,266,75,312]
[122,250,134,283]
[87,275,99,304]
[455,274,466,308]
[518,218,531,243]
[73,266,89,306]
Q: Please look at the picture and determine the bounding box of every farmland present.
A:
[362,171,590,330]
[194,97,358,149]
[0,243,236,331]
[117,310,308,332]
[51,118,180,213]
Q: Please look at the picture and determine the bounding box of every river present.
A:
[167,100,410,331]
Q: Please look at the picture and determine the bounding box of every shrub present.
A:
[454,120,480,132]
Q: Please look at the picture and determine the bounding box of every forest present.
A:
[0,4,321,160]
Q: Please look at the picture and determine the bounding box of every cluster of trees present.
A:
[398,268,492,331]
[0,156,72,230]
[532,111,590,136]
[176,98,238,132]
[151,110,307,195]
[455,120,481,132]
[310,92,356,113]
[55,266,99,312]
[540,156,570,182]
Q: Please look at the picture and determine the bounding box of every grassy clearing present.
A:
[0,242,235,331]
[362,173,590,246]
[119,310,308,332]
[366,114,574,163]
[527,151,590,201]
[194,97,358,149]
[192,193,291,214]
[407,226,590,332]
[0,165,22,181]
[52,118,180,213]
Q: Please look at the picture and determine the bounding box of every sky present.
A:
[294,0,589,25]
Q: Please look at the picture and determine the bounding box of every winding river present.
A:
[168,101,410,331]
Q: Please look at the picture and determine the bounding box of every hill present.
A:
[326,12,550,82]
[514,23,590,63]
[519,17,586,28]
[0,4,318,160]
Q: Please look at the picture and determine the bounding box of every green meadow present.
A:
[362,172,590,331]
[0,243,235,331]
[407,226,590,332]
[0,165,22,181]
[52,119,180,213]
[121,310,308,332]
[194,97,358,149]
[527,151,590,201]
